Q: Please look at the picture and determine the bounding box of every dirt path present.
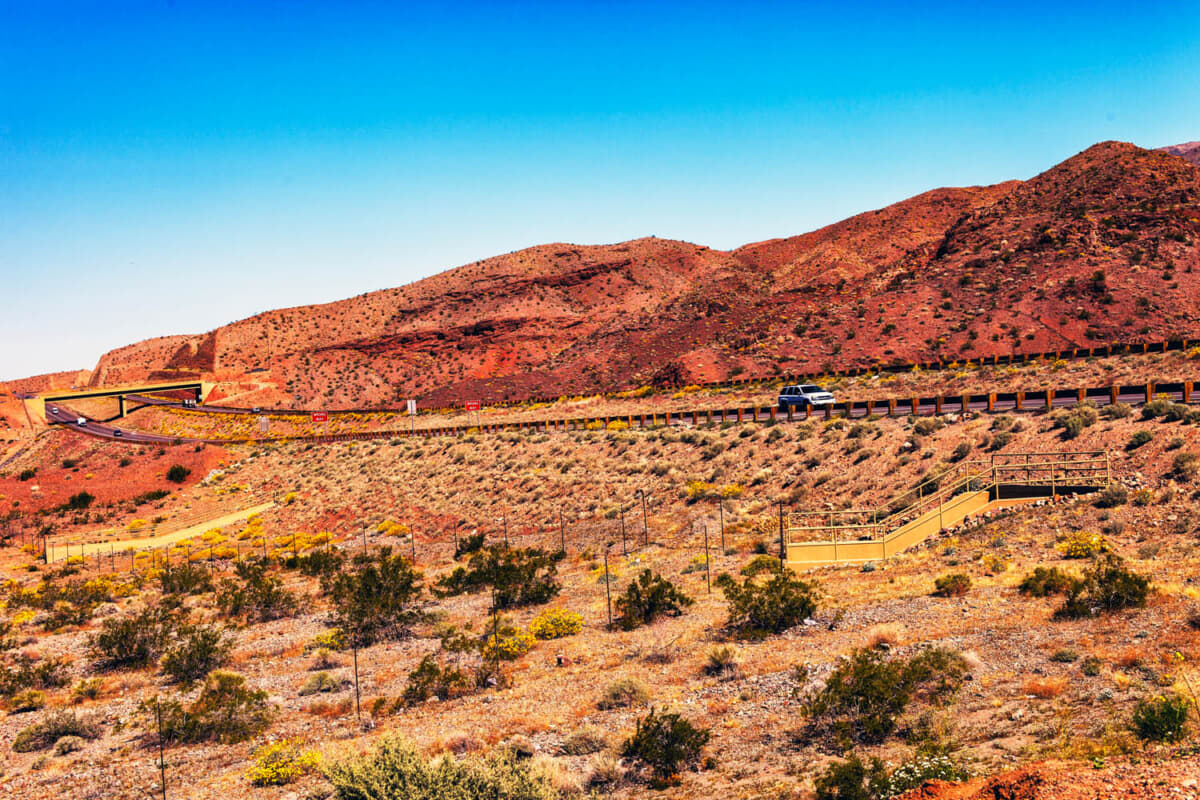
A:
[46,499,276,562]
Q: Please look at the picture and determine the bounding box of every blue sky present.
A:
[3,0,1199,380]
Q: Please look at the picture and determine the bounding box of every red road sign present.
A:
[465,401,481,412]
[312,411,329,423]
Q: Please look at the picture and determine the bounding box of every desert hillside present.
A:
[71,141,1200,408]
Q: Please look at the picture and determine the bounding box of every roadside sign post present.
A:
[465,400,481,430]
[312,411,328,436]
[258,415,269,436]
[407,399,417,433]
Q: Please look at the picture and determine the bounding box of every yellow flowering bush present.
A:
[245,739,321,786]
[1057,531,1112,559]
[127,519,149,533]
[483,627,535,661]
[529,607,583,640]
[309,629,345,652]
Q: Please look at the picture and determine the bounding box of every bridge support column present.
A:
[118,395,126,418]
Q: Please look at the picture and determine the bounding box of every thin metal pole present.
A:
[156,695,167,800]
[502,515,508,548]
[410,525,417,562]
[604,547,613,627]
[492,583,500,676]
[702,521,711,594]
[352,640,361,723]
[559,509,565,553]
[778,501,786,568]
[620,511,628,556]
[639,491,648,546]
[360,525,367,555]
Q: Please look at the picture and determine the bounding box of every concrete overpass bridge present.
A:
[35,380,212,422]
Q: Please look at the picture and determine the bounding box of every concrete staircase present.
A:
[786,452,1110,569]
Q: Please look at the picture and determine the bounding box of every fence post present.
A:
[1146,382,1154,404]
[1186,382,1193,403]
[1044,389,1052,411]
[987,393,995,412]
[888,398,896,416]
[1015,391,1024,411]
[1111,385,1119,405]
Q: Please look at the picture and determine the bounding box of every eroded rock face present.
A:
[81,141,1200,407]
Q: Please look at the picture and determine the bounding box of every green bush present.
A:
[1131,694,1191,742]
[147,670,273,744]
[1081,655,1103,676]
[322,547,423,645]
[323,732,562,800]
[63,492,95,511]
[1094,484,1128,508]
[166,465,191,483]
[158,561,213,596]
[160,625,231,685]
[715,568,819,637]
[621,708,711,782]
[400,655,474,706]
[614,570,693,630]
[933,573,971,598]
[0,655,70,697]
[18,469,36,481]
[1054,555,1151,620]
[12,710,101,752]
[299,671,345,696]
[1171,452,1200,481]
[1102,402,1133,420]
[454,532,486,558]
[1053,403,1098,440]
[435,545,562,610]
[1126,431,1154,450]
[802,647,968,745]
[1142,398,1175,420]
[813,755,888,800]
[295,548,345,577]
[90,606,176,669]
[1018,566,1075,597]
[740,554,784,577]
[217,558,297,623]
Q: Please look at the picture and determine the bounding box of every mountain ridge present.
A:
[35,140,1200,406]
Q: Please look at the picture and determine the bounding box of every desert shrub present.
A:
[70,678,104,703]
[323,732,562,800]
[715,569,818,636]
[217,559,297,623]
[614,570,693,630]
[950,442,973,462]
[161,625,232,685]
[1056,531,1111,559]
[703,644,741,679]
[813,755,887,800]
[912,418,944,437]
[560,727,608,755]
[1054,555,1151,620]
[296,548,345,577]
[435,545,562,610]
[166,465,191,483]
[528,607,583,640]
[1102,402,1133,420]
[454,532,486,559]
[1132,488,1155,506]
[483,626,535,661]
[12,710,101,752]
[158,561,213,596]
[599,677,651,709]
[400,655,474,706]
[740,554,784,577]
[1171,452,1200,481]
[1050,648,1079,663]
[802,647,968,745]
[9,689,45,712]
[299,671,344,696]
[932,573,971,597]
[323,547,423,645]
[1081,656,1103,676]
[18,469,36,481]
[621,708,711,782]
[1094,484,1128,508]
[1126,430,1154,450]
[1053,403,1098,439]
[246,739,322,786]
[1142,398,1175,420]
[90,606,176,669]
[53,735,86,755]
[0,655,70,696]
[1130,694,1191,742]
[148,670,273,744]
[63,492,95,511]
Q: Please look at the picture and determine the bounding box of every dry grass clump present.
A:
[1022,676,1068,699]
[865,622,905,649]
[598,677,650,709]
